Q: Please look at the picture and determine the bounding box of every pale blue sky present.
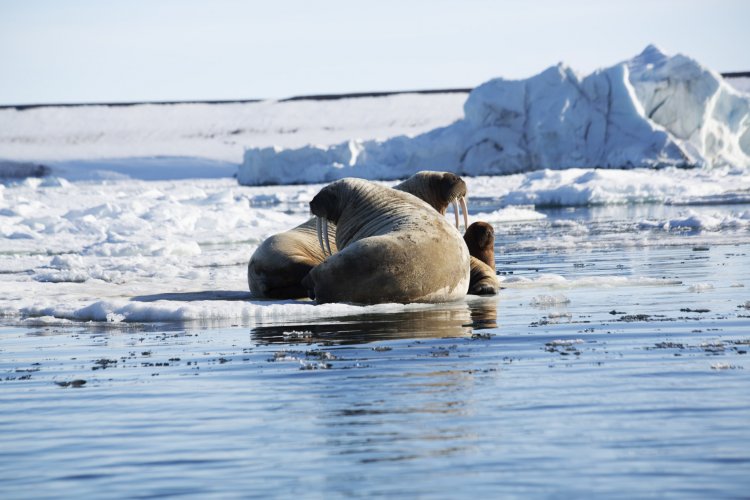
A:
[1,0,748,105]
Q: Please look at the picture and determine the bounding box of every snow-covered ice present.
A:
[1,45,749,325]
[239,46,750,185]
[0,93,466,167]
[728,76,750,95]
[1,172,748,324]
[464,166,750,206]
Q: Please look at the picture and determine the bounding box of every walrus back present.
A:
[308,231,469,304]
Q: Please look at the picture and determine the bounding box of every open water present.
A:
[2,204,749,498]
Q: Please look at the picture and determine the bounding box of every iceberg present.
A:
[238,46,750,186]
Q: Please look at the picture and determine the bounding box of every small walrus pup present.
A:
[464,221,500,295]
[302,178,470,304]
[247,171,468,299]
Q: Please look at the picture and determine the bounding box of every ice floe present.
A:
[239,46,750,185]
[6,175,740,324]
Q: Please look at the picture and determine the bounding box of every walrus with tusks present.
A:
[247,171,469,299]
[302,178,470,304]
[463,221,500,295]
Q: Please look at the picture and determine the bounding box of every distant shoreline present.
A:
[0,88,472,111]
[7,72,748,111]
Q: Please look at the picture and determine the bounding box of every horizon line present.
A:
[3,72,749,111]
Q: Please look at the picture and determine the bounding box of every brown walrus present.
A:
[302,178,470,304]
[247,171,468,299]
[464,221,499,295]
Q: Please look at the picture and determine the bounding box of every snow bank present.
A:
[239,46,750,185]
[0,94,466,168]
[19,297,433,324]
[474,206,547,223]
[462,166,750,207]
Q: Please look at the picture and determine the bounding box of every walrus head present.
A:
[464,221,495,268]
[309,182,342,258]
[394,171,468,230]
[310,178,371,258]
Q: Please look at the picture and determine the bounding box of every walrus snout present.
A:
[309,190,334,220]
[439,173,469,231]
[440,172,467,203]
[310,188,338,259]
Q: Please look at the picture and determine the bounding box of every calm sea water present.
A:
[2,204,749,498]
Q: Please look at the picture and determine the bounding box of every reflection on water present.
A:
[468,296,498,330]
[252,299,499,344]
[2,204,750,498]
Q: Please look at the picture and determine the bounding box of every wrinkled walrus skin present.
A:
[247,217,338,299]
[303,178,470,305]
[247,171,468,299]
[464,221,500,295]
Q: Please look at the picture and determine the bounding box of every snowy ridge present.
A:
[239,46,750,185]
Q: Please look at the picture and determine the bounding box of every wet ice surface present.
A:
[2,201,750,498]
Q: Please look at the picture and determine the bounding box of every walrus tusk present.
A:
[452,200,460,229]
[316,216,328,257]
[323,218,333,256]
[459,196,469,232]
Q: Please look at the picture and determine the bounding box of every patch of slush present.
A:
[530,294,571,307]
[501,275,683,289]
[688,283,715,293]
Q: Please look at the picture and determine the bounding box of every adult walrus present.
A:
[247,171,468,299]
[302,178,470,304]
[464,221,500,295]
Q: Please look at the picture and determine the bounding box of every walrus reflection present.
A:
[467,296,498,330]
[248,171,469,300]
[463,221,500,295]
[251,305,474,345]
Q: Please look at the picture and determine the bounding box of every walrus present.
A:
[302,178,470,304]
[247,171,468,299]
[247,217,339,299]
[464,221,500,295]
